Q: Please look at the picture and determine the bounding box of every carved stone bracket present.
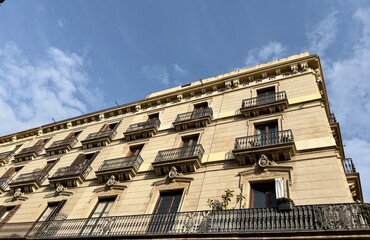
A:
[168,166,182,179]
[290,64,298,74]
[45,184,74,198]
[11,188,29,201]
[94,176,127,193]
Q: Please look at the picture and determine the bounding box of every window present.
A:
[250,182,276,208]
[148,113,159,121]
[128,145,143,156]
[71,152,99,167]
[0,205,20,223]
[154,190,183,214]
[256,87,276,105]
[90,198,116,218]
[180,135,199,148]
[43,159,59,173]
[193,102,208,110]
[65,131,82,139]
[254,121,278,146]
[38,201,66,222]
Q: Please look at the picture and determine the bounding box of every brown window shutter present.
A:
[2,167,15,178]
[71,154,86,166]
[99,124,109,132]
[0,206,7,220]
[34,139,45,146]
[2,205,21,223]
[43,159,59,173]
[65,132,75,140]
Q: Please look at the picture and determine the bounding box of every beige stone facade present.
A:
[0,52,368,239]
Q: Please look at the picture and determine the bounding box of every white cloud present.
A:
[307,11,339,55]
[325,7,370,201]
[142,63,188,87]
[57,19,64,28]
[0,42,101,135]
[244,41,286,67]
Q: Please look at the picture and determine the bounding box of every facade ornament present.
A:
[66,122,72,129]
[190,91,195,97]
[300,61,309,71]
[232,79,240,87]
[313,69,321,78]
[201,89,206,94]
[56,184,66,194]
[106,175,118,187]
[212,85,217,91]
[177,94,183,101]
[135,105,141,111]
[248,76,254,82]
[13,188,24,198]
[38,129,43,136]
[98,114,104,121]
[256,154,276,168]
[11,136,17,142]
[225,81,232,89]
[168,166,182,178]
[290,64,299,74]
[157,100,161,105]
[166,98,171,103]
[261,72,268,79]
[275,69,281,75]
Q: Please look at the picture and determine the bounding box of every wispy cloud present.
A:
[57,19,65,28]
[0,42,102,135]
[244,41,287,67]
[307,11,339,55]
[142,63,188,87]
[325,7,370,201]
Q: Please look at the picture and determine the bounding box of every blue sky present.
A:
[1,1,370,201]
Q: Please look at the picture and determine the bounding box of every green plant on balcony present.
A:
[207,189,245,210]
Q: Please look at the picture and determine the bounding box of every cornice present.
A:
[0,53,326,145]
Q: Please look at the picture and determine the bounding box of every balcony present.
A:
[0,203,368,239]
[13,145,44,162]
[152,144,204,176]
[8,170,48,193]
[48,164,92,189]
[81,129,117,149]
[45,138,78,156]
[173,108,213,131]
[343,158,364,202]
[0,150,13,166]
[95,155,143,183]
[233,129,296,165]
[0,176,11,193]
[240,92,288,118]
[124,119,160,141]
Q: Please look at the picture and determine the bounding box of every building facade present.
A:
[0,53,368,239]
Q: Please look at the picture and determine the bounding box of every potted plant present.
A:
[276,197,295,211]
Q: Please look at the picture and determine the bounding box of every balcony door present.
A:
[180,135,199,158]
[148,190,183,233]
[192,102,208,118]
[255,122,278,146]
[250,182,276,209]
[256,87,275,105]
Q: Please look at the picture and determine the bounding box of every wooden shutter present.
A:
[65,132,75,140]
[43,160,59,173]
[2,205,21,223]
[2,167,15,178]
[99,124,109,132]
[34,139,45,146]
[71,154,86,166]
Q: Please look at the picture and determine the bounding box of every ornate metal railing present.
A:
[83,129,116,141]
[49,165,92,180]
[14,145,43,158]
[242,92,287,108]
[0,176,11,191]
[97,155,143,172]
[329,113,337,124]
[174,108,213,122]
[0,150,13,161]
[0,203,368,239]
[235,130,294,149]
[343,158,357,174]
[10,170,48,185]
[47,138,77,150]
[125,119,161,133]
[155,144,205,162]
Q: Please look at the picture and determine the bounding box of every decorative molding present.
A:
[5,188,29,202]
[45,184,74,198]
[94,176,127,193]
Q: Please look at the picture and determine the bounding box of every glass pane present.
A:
[40,205,57,221]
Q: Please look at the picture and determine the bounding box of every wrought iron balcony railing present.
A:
[155,145,205,163]
[47,138,77,149]
[97,155,143,172]
[83,129,116,142]
[329,113,337,124]
[174,107,213,123]
[13,144,44,162]
[50,165,91,180]
[344,158,357,174]
[125,119,161,133]
[235,130,294,149]
[242,92,287,108]
[0,176,11,192]
[0,203,368,239]
[10,170,48,186]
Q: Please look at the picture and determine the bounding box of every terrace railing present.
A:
[242,92,287,108]
[174,108,213,123]
[50,165,91,180]
[97,155,143,172]
[235,130,294,149]
[343,158,356,174]
[155,145,205,163]
[83,129,116,142]
[125,119,161,133]
[0,203,368,239]
[47,138,77,150]
[10,170,48,185]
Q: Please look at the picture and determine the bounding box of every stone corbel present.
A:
[248,76,254,82]
[261,72,268,79]
[290,64,298,74]
[225,81,232,89]
[66,122,72,129]
[300,61,309,71]
[45,184,74,198]
[94,175,127,193]
[135,105,141,111]
[6,188,29,202]
[232,79,240,87]
[275,69,281,75]
[177,94,183,101]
